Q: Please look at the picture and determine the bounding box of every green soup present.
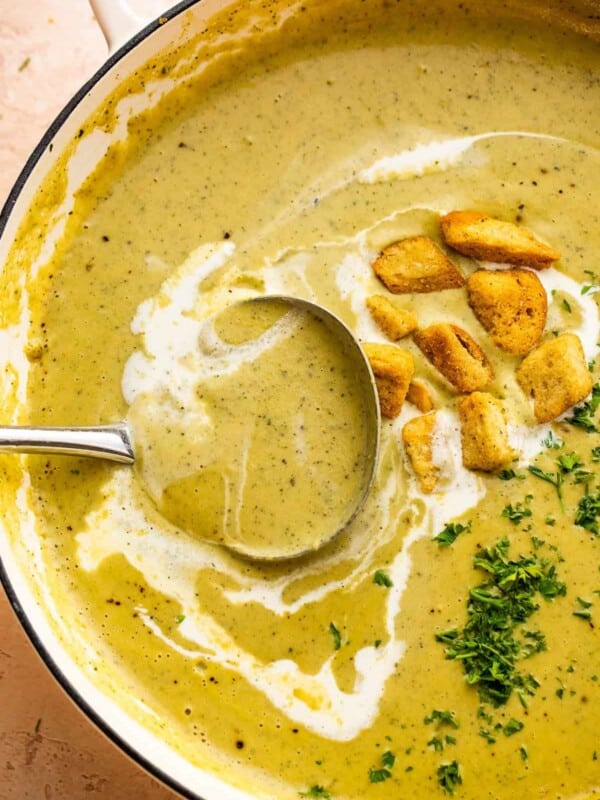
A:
[2,1,599,798]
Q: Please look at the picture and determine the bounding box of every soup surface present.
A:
[2,0,599,798]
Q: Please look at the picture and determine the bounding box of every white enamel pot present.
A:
[0,2,263,798]
[0,2,597,800]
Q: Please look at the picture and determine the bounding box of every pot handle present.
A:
[88,0,156,53]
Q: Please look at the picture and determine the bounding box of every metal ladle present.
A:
[0,297,380,560]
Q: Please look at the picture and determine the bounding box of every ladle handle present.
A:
[0,424,134,464]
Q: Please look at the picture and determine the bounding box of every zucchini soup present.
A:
[1,0,599,798]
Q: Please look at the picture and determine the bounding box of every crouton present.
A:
[402,412,439,493]
[406,379,435,413]
[414,323,493,393]
[366,295,418,340]
[458,392,518,472]
[467,268,547,355]
[440,210,560,269]
[372,236,465,294]
[515,333,593,422]
[363,342,414,418]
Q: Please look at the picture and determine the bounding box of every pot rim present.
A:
[0,3,209,798]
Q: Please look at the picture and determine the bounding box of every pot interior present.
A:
[0,1,599,799]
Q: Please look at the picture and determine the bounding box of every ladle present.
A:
[0,296,380,560]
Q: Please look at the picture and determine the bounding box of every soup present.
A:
[1,0,599,798]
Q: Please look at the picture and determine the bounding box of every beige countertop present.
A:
[0,2,182,798]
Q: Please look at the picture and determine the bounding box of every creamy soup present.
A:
[1,0,599,798]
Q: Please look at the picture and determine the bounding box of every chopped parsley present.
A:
[498,469,525,481]
[519,746,528,761]
[174,614,186,625]
[528,465,564,504]
[575,488,600,535]
[503,718,524,736]
[562,298,572,313]
[435,539,566,706]
[437,761,462,796]
[300,786,331,799]
[501,497,532,525]
[374,570,393,587]
[434,521,472,547]
[368,768,391,783]
[527,451,591,504]
[592,446,600,462]
[581,269,600,295]
[542,431,563,449]
[424,710,460,729]
[368,751,395,783]
[566,383,600,433]
[329,622,341,650]
[573,608,592,620]
[556,452,593,483]
[428,735,456,751]
[573,597,593,620]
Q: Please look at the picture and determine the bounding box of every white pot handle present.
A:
[88,0,155,53]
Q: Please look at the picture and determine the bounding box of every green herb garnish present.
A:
[434,521,472,547]
[581,269,600,295]
[479,729,496,744]
[503,718,524,736]
[424,710,460,729]
[573,609,592,620]
[437,761,462,796]
[368,751,395,784]
[368,768,391,783]
[575,488,600,535]
[501,497,532,525]
[300,786,331,799]
[374,570,393,587]
[566,383,600,433]
[329,622,341,650]
[542,431,563,449]
[528,465,563,504]
[498,469,525,481]
[435,539,565,706]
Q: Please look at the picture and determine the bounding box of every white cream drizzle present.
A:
[358,131,570,185]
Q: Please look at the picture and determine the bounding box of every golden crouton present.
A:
[366,295,418,340]
[440,210,560,269]
[363,342,414,419]
[372,236,465,294]
[515,333,593,423]
[467,268,547,355]
[458,392,518,472]
[402,412,439,493]
[406,379,435,413]
[414,323,493,393]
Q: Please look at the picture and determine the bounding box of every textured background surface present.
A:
[0,2,181,797]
